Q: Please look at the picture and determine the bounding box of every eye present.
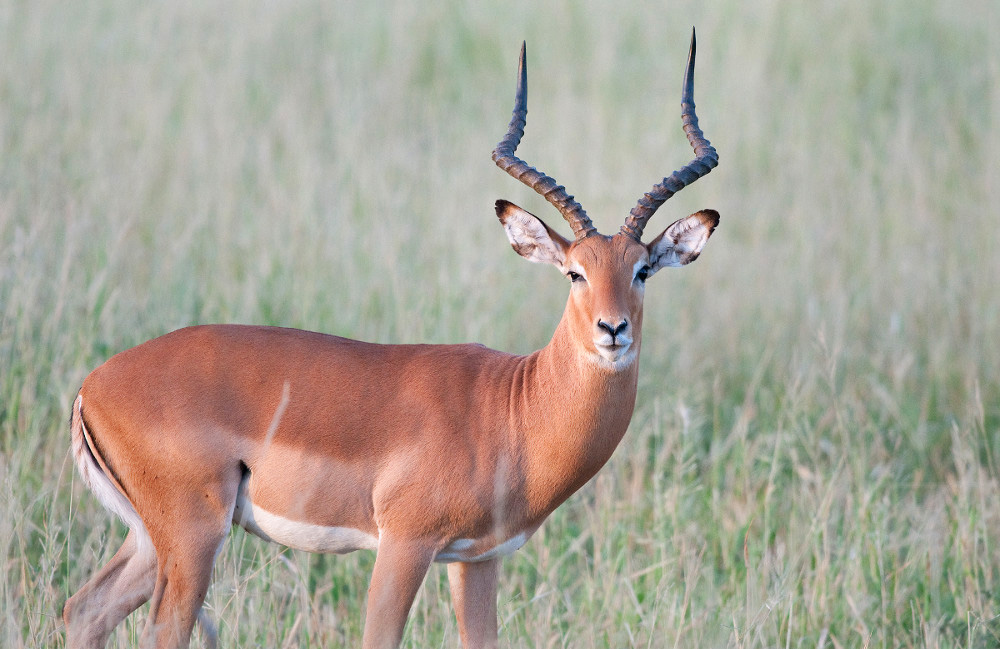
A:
[635,266,651,283]
[567,271,585,283]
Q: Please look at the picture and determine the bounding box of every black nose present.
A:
[597,319,628,339]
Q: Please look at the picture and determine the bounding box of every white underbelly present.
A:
[232,477,529,561]
[434,532,530,563]
[232,492,378,554]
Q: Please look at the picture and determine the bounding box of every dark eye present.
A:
[635,266,651,283]
[567,271,584,283]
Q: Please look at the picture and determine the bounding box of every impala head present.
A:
[493,30,720,370]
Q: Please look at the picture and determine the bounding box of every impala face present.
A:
[563,234,647,368]
[497,200,719,370]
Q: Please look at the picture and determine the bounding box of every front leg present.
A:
[362,532,437,649]
[447,559,499,649]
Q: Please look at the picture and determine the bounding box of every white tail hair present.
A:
[70,394,152,555]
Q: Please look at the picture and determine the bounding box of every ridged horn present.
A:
[620,28,719,241]
[492,42,597,240]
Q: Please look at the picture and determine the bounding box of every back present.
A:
[81,324,523,458]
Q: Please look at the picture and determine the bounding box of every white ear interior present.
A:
[647,209,719,271]
[496,200,569,268]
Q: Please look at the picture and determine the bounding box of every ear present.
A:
[646,209,719,273]
[495,200,571,268]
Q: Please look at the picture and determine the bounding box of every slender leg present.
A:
[362,533,437,649]
[136,465,241,649]
[138,525,228,649]
[64,530,157,649]
[196,609,219,649]
[447,559,499,649]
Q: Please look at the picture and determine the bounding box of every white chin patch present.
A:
[593,344,636,369]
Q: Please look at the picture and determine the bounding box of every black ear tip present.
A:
[495,199,514,221]
[699,208,720,228]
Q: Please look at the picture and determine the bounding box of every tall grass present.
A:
[2,0,999,646]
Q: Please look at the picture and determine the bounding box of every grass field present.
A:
[2,0,999,647]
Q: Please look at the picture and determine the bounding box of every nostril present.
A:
[597,319,629,338]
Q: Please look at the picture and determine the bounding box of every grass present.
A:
[2,0,999,646]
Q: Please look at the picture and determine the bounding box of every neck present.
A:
[510,315,641,521]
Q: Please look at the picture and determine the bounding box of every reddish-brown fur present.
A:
[64,34,719,649]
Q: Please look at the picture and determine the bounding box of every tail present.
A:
[70,394,152,555]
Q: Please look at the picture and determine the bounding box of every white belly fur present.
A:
[435,532,529,563]
[233,492,378,554]
[232,480,528,561]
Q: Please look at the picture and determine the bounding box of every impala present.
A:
[64,30,719,649]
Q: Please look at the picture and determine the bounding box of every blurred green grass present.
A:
[2,0,999,646]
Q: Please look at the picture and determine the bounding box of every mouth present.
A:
[594,341,632,363]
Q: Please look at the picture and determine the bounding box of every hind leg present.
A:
[139,530,226,648]
[137,469,240,649]
[196,609,219,649]
[64,529,157,649]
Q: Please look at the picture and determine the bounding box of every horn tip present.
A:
[683,28,698,97]
[517,42,527,92]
